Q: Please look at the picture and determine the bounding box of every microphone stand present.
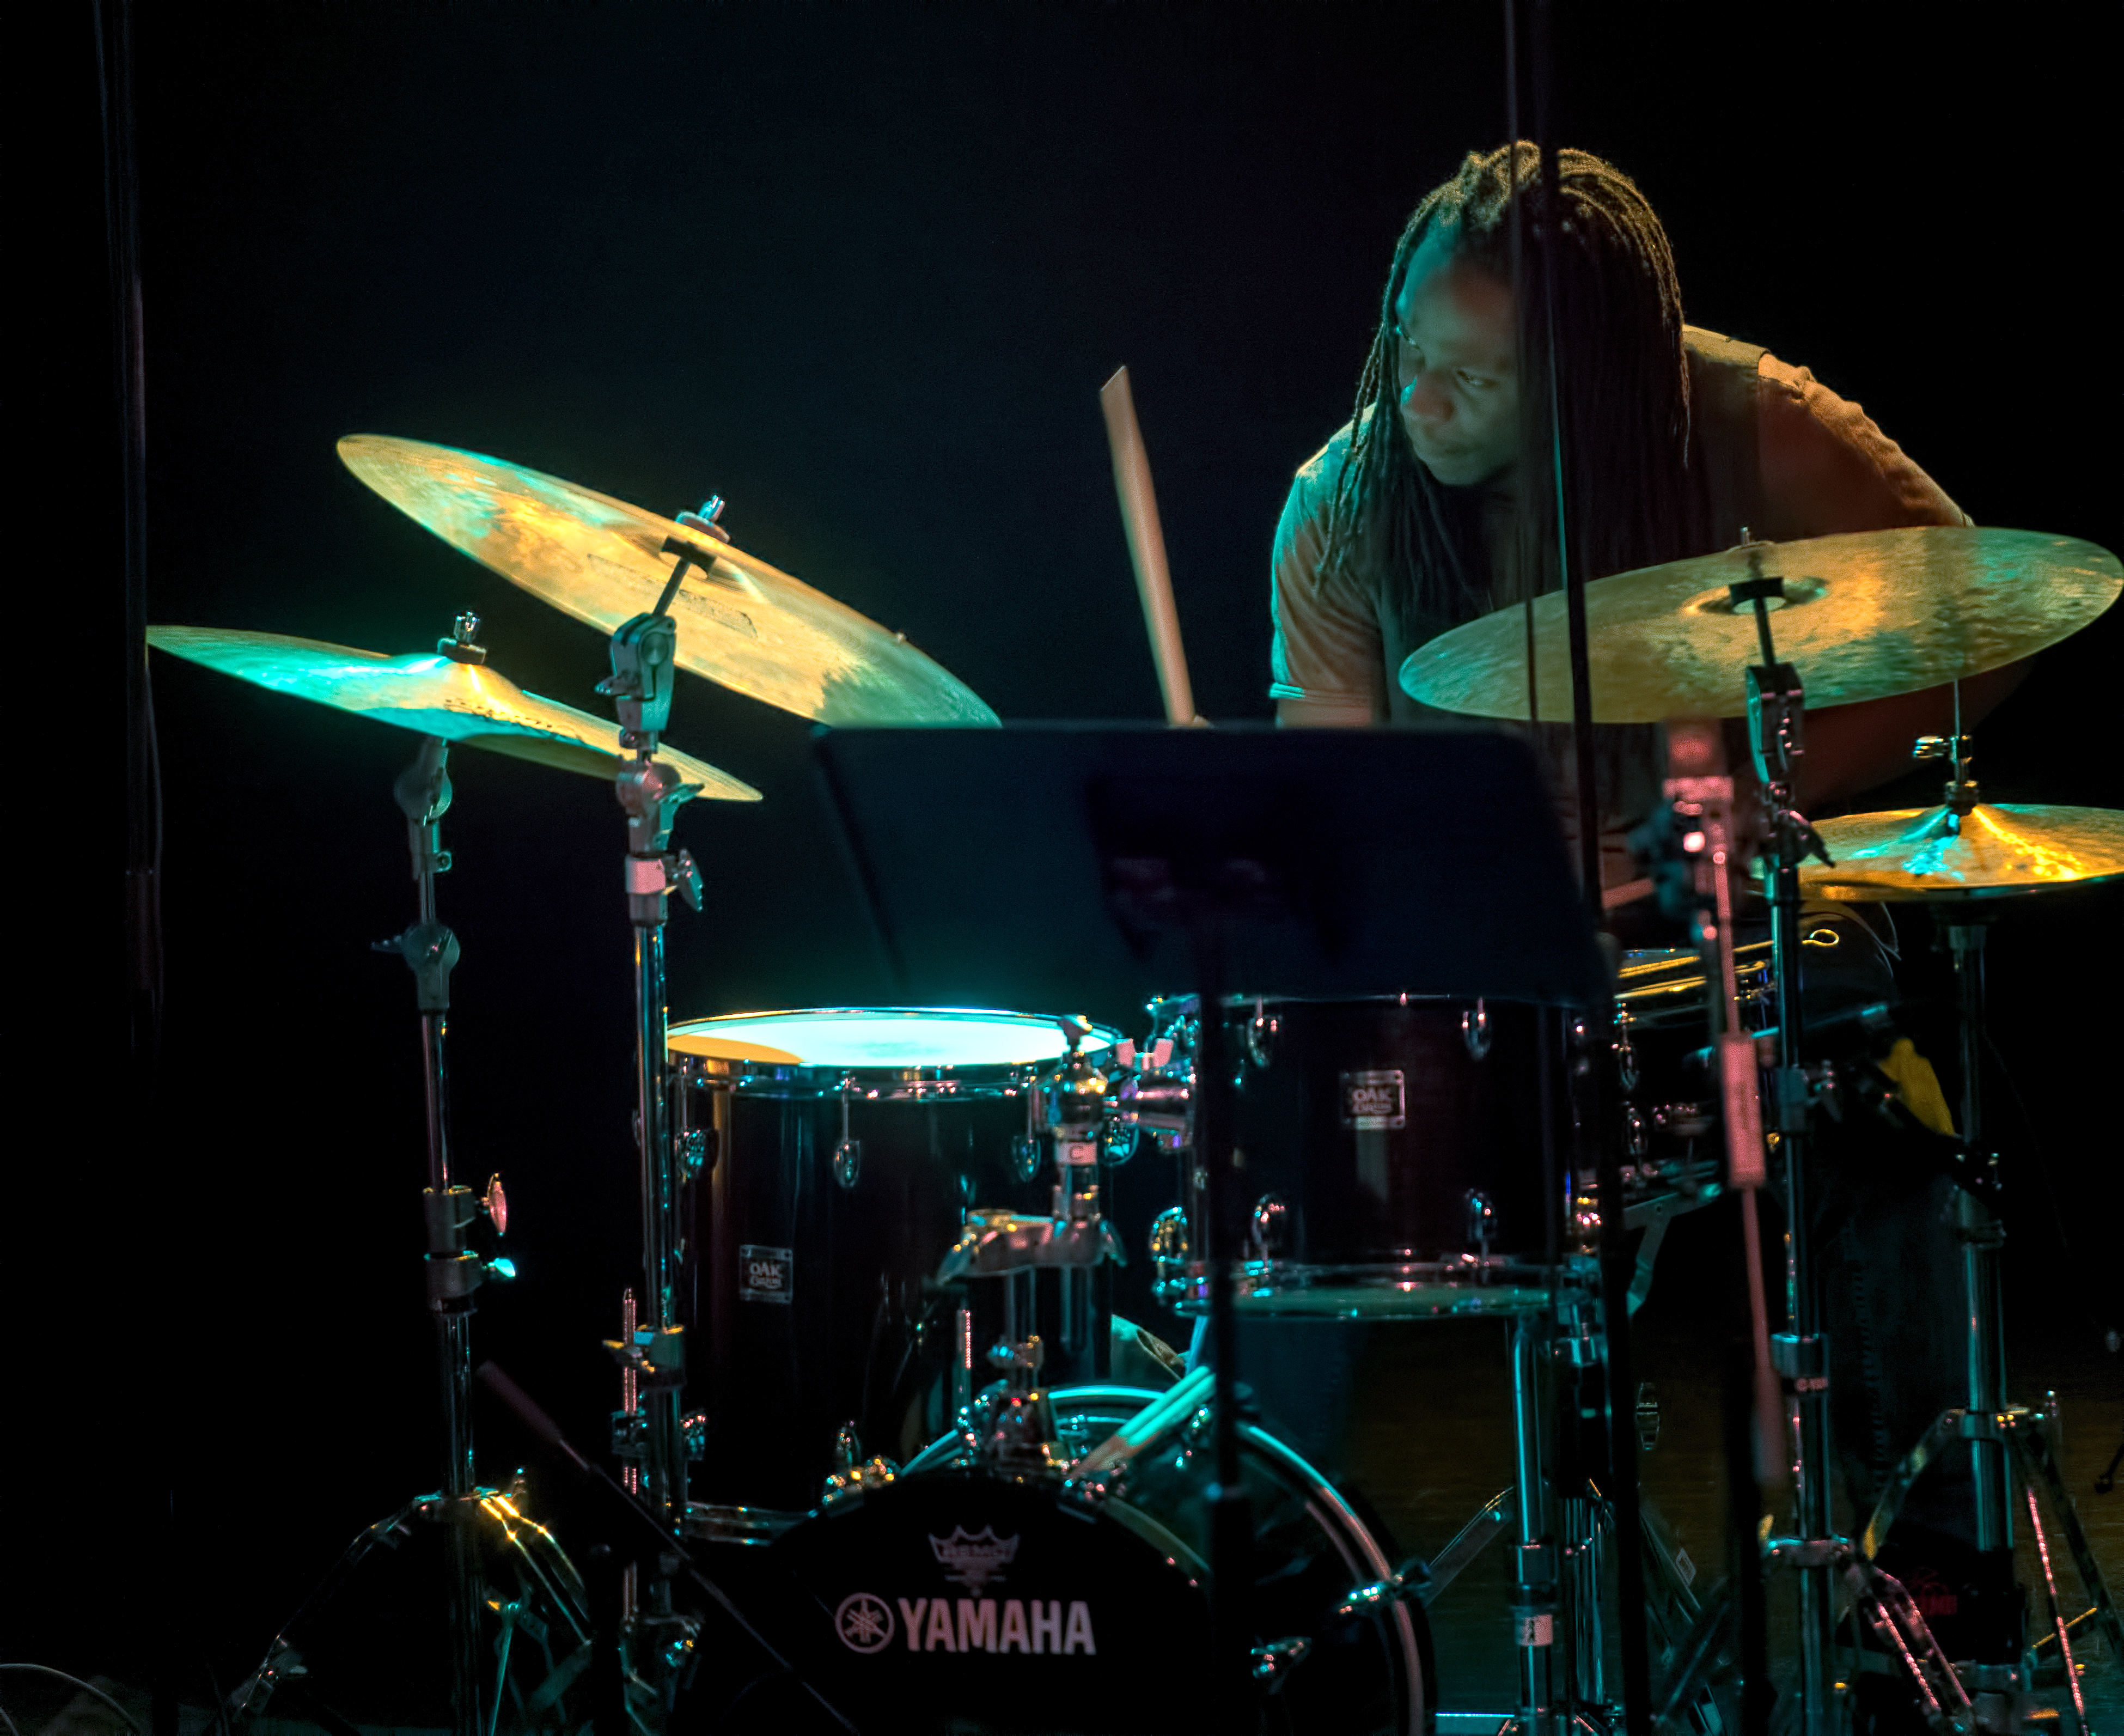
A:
[1521,4,1653,1728]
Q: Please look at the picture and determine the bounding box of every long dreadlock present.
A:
[1322,143,1697,634]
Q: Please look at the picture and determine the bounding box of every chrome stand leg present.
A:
[1947,923,2014,1575]
[2023,1486,2088,1736]
[2005,1416,2124,1675]
[1512,1315,1559,1736]
[1563,1492,1607,1713]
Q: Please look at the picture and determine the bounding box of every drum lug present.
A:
[819,1422,899,1508]
[1249,1193,1292,1261]
[970,1336,1069,1478]
[1008,1131,1042,1183]
[676,1127,711,1180]
[1464,1188,1498,1258]
[1462,998,1493,1061]
[1245,1001,1281,1070]
[1251,1635,1313,1692]
[1613,1009,1640,1093]
[833,1077,863,1188]
[1149,1205,1191,1294]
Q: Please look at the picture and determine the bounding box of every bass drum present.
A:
[679,1386,1431,1735]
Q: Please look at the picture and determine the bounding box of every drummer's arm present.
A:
[1751,354,2030,809]
[1268,444,1388,727]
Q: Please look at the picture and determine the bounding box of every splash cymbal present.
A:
[1799,803,2124,903]
[337,434,1000,728]
[149,625,762,800]
[1399,527,2121,723]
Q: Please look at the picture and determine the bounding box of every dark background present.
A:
[16,0,2121,1701]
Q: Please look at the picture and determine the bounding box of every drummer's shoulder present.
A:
[1687,324,1968,532]
[1277,417,1363,549]
[1290,417,1363,498]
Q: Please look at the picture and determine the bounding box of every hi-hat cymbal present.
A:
[149,626,762,800]
[1799,803,2124,903]
[1399,526,2121,722]
[337,435,1000,728]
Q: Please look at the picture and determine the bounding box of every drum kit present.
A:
[157,430,2123,1736]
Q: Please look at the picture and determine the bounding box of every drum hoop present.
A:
[1162,1257,1594,1319]
[670,1007,1122,1092]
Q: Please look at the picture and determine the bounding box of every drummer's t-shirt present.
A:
[1268,327,1970,882]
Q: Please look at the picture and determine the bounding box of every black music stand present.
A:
[814,723,1599,1722]
[812,722,1602,1015]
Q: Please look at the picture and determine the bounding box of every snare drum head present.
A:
[669,1007,1121,1072]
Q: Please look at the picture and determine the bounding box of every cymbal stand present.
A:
[369,631,514,1736]
[596,518,710,1695]
[1729,563,1841,1736]
[1862,730,2124,1716]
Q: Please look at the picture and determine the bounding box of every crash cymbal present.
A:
[337,435,1000,728]
[149,626,762,800]
[1399,527,2121,723]
[1799,803,2124,903]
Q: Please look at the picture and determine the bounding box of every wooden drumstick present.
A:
[1100,367,1203,727]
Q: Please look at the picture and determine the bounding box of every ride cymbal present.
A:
[1799,803,2124,903]
[337,435,1000,728]
[149,626,761,799]
[1399,527,2121,723]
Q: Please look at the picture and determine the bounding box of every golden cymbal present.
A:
[1399,527,2121,722]
[337,435,1000,728]
[1799,803,2124,903]
[149,626,761,800]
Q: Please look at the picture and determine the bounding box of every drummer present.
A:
[1263,143,2017,1664]
[1269,142,2019,874]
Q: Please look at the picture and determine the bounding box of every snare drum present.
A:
[1144,994,1565,1318]
[669,1008,1126,1513]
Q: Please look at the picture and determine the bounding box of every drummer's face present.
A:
[1393,232,1520,489]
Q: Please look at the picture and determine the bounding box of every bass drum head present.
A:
[679,1387,1427,1735]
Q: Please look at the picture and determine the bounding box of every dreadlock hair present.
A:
[1322,143,1696,635]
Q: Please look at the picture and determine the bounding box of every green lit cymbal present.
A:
[337,434,1000,728]
[148,625,761,799]
[1800,803,2124,903]
[1399,527,2121,723]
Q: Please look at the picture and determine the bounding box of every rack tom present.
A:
[670,1008,1125,1513]
[1143,994,1565,1318]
